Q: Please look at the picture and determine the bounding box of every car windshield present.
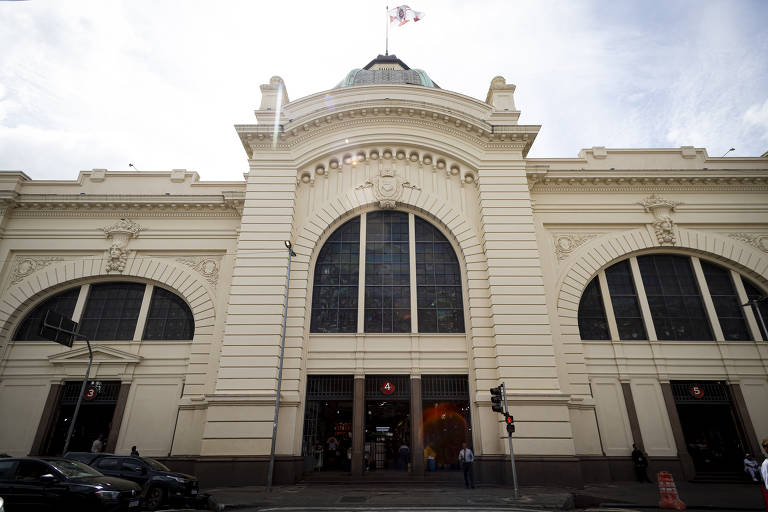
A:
[142,458,170,471]
[46,459,103,479]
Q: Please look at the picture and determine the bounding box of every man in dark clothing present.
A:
[632,443,652,482]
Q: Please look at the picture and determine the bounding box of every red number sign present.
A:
[381,380,395,395]
[84,387,97,401]
[689,385,704,399]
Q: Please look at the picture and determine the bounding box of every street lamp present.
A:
[266,240,296,491]
[742,295,767,341]
[39,310,93,455]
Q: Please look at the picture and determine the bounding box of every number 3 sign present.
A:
[381,380,395,395]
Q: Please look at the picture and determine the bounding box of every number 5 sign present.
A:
[689,385,704,399]
[381,380,395,395]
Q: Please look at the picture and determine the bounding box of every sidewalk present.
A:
[204,480,766,511]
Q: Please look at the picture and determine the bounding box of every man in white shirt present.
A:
[90,435,104,454]
[458,442,475,489]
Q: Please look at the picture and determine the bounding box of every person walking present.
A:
[459,442,475,489]
[631,443,652,483]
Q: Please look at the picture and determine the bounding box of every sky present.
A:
[0,0,767,181]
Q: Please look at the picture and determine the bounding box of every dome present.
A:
[335,54,439,89]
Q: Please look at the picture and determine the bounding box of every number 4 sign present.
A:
[381,380,395,395]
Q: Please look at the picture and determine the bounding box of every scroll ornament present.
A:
[102,218,144,272]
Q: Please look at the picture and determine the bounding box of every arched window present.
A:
[310,211,465,334]
[13,282,194,342]
[578,254,763,342]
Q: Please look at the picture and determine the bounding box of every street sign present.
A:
[381,380,395,395]
[40,310,78,347]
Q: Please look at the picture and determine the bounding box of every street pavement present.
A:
[197,479,767,512]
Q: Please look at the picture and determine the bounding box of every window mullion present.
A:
[409,213,418,333]
[133,284,154,341]
[691,257,724,341]
[71,284,90,324]
[732,271,762,341]
[629,256,658,341]
[357,213,367,334]
[597,271,619,340]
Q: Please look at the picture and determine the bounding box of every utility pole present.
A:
[266,240,296,491]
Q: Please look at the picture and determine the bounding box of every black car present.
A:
[65,453,199,510]
[0,457,141,511]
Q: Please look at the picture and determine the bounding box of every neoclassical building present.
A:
[1,55,767,486]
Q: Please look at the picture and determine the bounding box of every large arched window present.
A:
[578,254,766,342]
[310,211,465,334]
[13,282,194,341]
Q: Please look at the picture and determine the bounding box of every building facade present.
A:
[1,55,767,486]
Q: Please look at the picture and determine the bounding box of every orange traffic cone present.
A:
[657,471,686,510]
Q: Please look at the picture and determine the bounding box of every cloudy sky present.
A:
[1,0,766,181]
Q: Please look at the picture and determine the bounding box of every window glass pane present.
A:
[79,282,145,341]
[142,286,194,340]
[310,217,360,333]
[415,216,464,333]
[365,211,410,333]
[700,260,750,341]
[605,260,647,340]
[638,255,712,341]
[13,287,80,341]
[578,278,610,340]
[743,279,768,340]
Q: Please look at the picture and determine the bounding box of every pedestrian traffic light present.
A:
[505,413,515,434]
[490,385,504,413]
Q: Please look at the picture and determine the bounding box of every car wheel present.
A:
[145,486,166,511]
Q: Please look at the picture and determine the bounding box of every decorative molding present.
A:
[357,166,421,209]
[527,173,768,192]
[553,233,600,261]
[102,219,144,273]
[638,194,681,246]
[176,256,222,284]
[728,233,768,253]
[10,256,64,284]
[10,195,243,218]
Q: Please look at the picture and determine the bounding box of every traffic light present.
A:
[505,413,515,434]
[490,386,504,413]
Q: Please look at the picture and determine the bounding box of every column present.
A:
[659,383,696,479]
[410,376,424,474]
[30,383,62,455]
[729,383,762,459]
[621,382,645,450]
[106,383,132,453]
[351,376,365,475]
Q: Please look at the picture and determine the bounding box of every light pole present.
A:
[40,310,93,455]
[742,295,767,341]
[266,240,296,491]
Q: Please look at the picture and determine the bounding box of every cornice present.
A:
[238,104,539,158]
[527,170,768,192]
[6,192,245,218]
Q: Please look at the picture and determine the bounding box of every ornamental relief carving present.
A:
[553,233,600,261]
[176,256,222,284]
[728,233,768,253]
[102,218,144,273]
[10,256,64,284]
[356,166,420,209]
[638,194,681,246]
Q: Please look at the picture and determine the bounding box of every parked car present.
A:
[65,453,199,511]
[0,457,141,511]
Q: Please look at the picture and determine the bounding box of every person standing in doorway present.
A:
[130,446,140,457]
[399,442,410,471]
[631,443,652,483]
[459,442,475,489]
[90,435,104,454]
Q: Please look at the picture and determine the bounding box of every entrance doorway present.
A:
[301,376,354,472]
[364,375,410,472]
[672,381,747,474]
[45,380,121,455]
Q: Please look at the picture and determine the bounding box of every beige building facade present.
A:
[1,55,767,486]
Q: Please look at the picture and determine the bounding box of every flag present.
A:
[389,5,425,26]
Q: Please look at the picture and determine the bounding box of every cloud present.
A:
[744,99,768,141]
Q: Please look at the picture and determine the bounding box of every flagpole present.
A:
[385,5,389,55]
